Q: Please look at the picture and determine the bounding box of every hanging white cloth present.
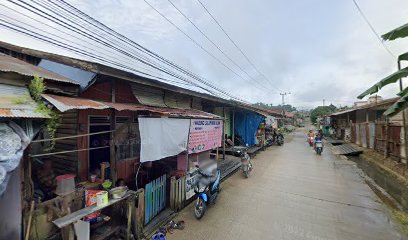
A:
[139,118,190,162]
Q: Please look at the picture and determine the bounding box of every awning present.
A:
[0,84,49,119]
[330,108,356,116]
[42,94,221,119]
[382,23,408,41]
[357,67,408,99]
[384,93,408,117]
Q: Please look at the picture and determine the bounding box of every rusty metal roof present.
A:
[42,94,108,112]
[43,94,221,119]
[0,53,78,84]
[0,84,49,118]
[331,97,400,117]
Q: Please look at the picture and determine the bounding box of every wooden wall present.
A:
[50,110,79,175]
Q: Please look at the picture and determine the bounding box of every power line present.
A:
[0,5,194,88]
[196,0,284,93]
[52,0,237,99]
[351,0,395,59]
[141,0,273,94]
[166,0,277,93]
[5,0,247,101]
[43,0,248,101]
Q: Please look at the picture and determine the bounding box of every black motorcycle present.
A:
[276,133,284,146]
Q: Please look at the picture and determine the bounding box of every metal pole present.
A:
[222,107,226,160]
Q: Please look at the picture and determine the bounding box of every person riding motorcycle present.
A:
[314,133,323,149]
[307,130,315,145]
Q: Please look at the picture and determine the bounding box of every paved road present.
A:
[168,129,406,240]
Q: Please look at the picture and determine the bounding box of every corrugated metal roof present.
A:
[131,84,167,107]
[331,98,400,117]
[0,84,49,118]
[43,94,221,119]
[42,94,109,112]
[0,53,78,85]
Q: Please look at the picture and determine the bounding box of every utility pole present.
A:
[323,99,325,106]
[280,92,291,116]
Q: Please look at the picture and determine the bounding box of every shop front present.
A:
[138,117,223,223]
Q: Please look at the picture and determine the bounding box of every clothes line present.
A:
[31,130,116,143]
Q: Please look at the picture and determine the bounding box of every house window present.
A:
[116,120,140,161]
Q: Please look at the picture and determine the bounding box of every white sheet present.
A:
[139,118,190,162]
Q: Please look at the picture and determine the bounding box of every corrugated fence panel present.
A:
[369,123,375,149]
[355,124,360,145]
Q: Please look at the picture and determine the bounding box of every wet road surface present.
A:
[167,129,406,240]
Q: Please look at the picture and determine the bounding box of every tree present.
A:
[310,105,337,123]
[253,103,297,112]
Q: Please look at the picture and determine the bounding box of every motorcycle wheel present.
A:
[194,198,206,219]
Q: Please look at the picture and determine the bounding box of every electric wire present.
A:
[141,0,272,94]
[196,0,284,93]
[0,5,194,88]
[351,0,395,59]
[4,0,248,102]
[166,0,276,93]
[52,0,242,101]
[5,0,234,99]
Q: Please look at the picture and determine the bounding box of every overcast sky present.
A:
[1,0,408,109]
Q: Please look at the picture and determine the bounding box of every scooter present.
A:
[194,168,221,219]
[239,151,253,178]
[308,136,314,147]
[276,134,284,146]
[315,139,323,155]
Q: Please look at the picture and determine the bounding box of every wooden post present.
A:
[365,110,369,123]
[170,176,175,210]
[232,109,235,146]
[398,59,408,163]
[135,189,145,238]
[385,117,389,158]
[110,80,117,184]
[126,199,132,240]
[222,107,226,160]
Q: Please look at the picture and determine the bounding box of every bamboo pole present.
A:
[25,200,35,240]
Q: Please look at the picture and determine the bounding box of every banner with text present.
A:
[188,119,223,153]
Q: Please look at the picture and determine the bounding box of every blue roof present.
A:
[38,59,96,90]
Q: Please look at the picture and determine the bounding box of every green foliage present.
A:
[253,102,297,112]
[310,105,337,123]
[28,76,60,149]
[294,112,304,120]
[29,76,46,102]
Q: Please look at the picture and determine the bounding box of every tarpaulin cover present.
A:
[234,112,264,145]
[0,121,31,195]
[139,118,190,162]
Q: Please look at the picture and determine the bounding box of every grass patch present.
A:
[393,210,408,235]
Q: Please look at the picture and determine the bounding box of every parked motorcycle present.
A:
[276,133,284,146]
[315,139,323,155]
[194,168,221,219]
[239,151,253,178]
